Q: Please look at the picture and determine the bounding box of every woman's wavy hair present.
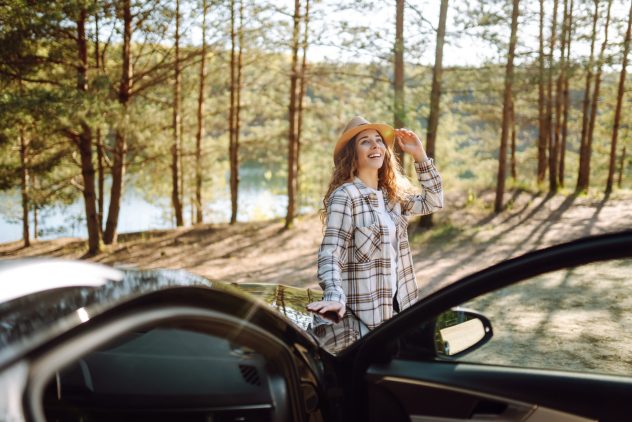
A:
[320,133,414,223]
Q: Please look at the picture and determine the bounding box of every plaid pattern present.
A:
[315,159,443,350]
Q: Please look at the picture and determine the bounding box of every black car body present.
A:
[1,230,632,421]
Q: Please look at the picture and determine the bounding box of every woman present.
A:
[306,116,443,352]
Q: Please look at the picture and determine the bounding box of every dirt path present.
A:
[1,190,631,299]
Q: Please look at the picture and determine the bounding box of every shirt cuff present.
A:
[414,158,435,172]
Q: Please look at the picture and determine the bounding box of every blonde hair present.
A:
[320,134,415,223]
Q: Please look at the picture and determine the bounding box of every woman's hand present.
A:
[395,128,428,163]
[306,300,345,323]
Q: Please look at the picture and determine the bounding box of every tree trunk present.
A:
[171,0,184,226]
[581,0,613,193]
[606,0,631,193]
[576,0,600,193]
[195,0,208,224]
[296,0,310,209]
[546,0,559,192]
[78,122,101,255]
[104,0,132,244]
[94,8,104,232]
[419,0,448,229]
[559,0,574,187]
[393,0,405,166]
[19,129,30,247]
[228,0,240,224]
[76,7,101,255]
[537,0,547,184]
[552,0,569,192]
[33,201,38,240]
[618,146,627,187]
[510,98,517,180]
[285,0,301,229]
[494,0,519,213]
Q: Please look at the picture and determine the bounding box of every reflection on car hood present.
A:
[0,259,321,368]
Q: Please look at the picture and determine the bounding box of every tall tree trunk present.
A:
[171,0,184,226]
[546,0,559,192]
[581,0,613,193]
[559,0,574,187]
[494,0,520,213]
[606,0,631,193]
[576,0,600,193]
[94,4,104,231]
[552,0,569,192]
[76,7,101,255]
[510,98,517,180]
[104,0,132,244]
[296,0,310,208]
[78,122,101,255]
[393,0,405,166]
[618,146,627,187]
[228,0,240,224]
[537,0,547,183]
[420,0,448,229]
[19,128,30,247]
[285,0,301,229]
[195,0,208,224]
[33,200,38,240]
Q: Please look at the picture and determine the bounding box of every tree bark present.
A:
[94,7,104,231]
[606,0,631,193]
[546,0,559,192]
[537,0,547,184]
[393,0,405,166]
[510,98,517,180]
[552,0,569,192]
[76,7,101,255]
[195,0,208,224]
[559,0,574,187]
[581,0,613,193]
[19,128,30,248]
[494,0,519,213]
[296,0,310,208]
[576,0,600,193]
[420,0,448,229]
[104,0,132,244]
[618,146,627,188]
[171,0,184,226]
[228,0,240,224]
[285,0,301,229]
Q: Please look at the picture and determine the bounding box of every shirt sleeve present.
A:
[401,158,444,216]
[317,189,353,305]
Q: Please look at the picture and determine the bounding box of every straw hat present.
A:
[333,116,395,159]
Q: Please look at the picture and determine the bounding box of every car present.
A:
[1,230,631,421]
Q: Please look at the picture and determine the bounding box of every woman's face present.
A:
[354,129,386,172]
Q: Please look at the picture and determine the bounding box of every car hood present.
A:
[0,259,321,369]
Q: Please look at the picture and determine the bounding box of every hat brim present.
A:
[333,123,395,159]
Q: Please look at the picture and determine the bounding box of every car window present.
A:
[447,257,632,376]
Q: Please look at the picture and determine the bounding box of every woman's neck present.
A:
[356,169,379,190]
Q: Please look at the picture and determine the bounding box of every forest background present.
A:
[0,0,631,257]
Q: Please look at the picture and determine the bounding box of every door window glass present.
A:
[451,258,632,376]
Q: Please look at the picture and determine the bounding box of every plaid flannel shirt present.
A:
[314,159,443,352]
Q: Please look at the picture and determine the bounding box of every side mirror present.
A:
[434,308,493,357]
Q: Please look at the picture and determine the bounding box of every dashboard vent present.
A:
[239,364,262,387]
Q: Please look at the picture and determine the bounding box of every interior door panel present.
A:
[366,360,632,421]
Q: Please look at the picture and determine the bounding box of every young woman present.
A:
[306,116,443,352]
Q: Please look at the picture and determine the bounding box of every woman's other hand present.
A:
[395,128,428,163]
[306,300,345,323]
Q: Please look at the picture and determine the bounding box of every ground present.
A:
[2,189,630,297]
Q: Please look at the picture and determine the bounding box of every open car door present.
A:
[340,230,632,422]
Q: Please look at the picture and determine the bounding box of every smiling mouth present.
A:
[369,154,381,159]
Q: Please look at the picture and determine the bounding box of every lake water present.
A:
[0,170,306,243]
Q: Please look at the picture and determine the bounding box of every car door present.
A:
[339,230,632,422]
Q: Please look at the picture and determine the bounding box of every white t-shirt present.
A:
[368,188,398,297]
